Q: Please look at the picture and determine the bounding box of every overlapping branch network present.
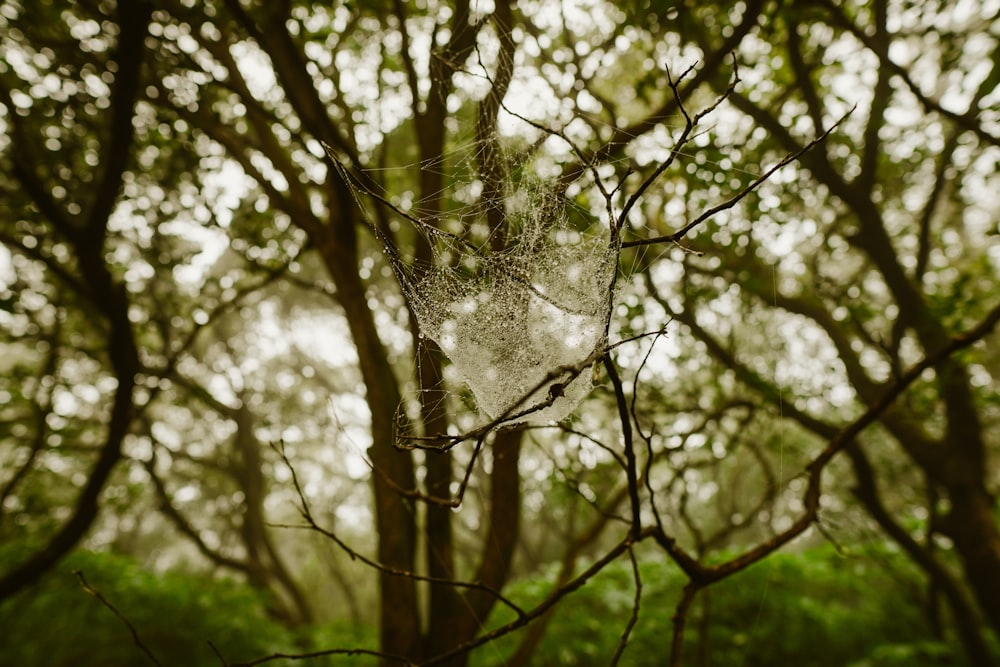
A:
[326,60,846,507]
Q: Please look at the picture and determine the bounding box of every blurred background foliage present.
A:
[1,0,998,664]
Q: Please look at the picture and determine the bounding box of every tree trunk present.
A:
[314,218,420,660]
[233,402,313,626]
[451,428,523,667]
[943,484,1000,638]
[847,444,995,666]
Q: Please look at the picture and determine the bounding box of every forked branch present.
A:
[623,105,855,249]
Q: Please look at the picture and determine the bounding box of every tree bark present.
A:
[450,428,523,667]
[314,217,421,659]
[218,2,424,655]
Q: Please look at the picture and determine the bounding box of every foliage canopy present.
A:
[0,0,997,665]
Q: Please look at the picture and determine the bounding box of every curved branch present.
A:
[704,298,1000,584]
[623,107,853,248]
[0,0,152,602]
[604,353,641,537]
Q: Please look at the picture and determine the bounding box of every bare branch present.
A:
[617,57,739,231]
[623,106,855,249]
[75,570,163,666]
[218,642,413,667]
[669,582,701,667]
[603,353,641,537]
[821,0,1000,149]
[610,547,642,666]
[269,441,527,619]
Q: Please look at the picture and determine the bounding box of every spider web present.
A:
[330,59,795,436]
[331,115,625,429]
[406,168,617,425]
[320,51,838,661]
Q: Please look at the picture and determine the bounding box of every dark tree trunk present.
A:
[0,0,152,602]
[315,221,421,659]
[943,485,1000,638]
[847,444,995,666]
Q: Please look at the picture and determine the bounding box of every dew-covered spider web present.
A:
[336,125,622,427]
[409,174,618,425]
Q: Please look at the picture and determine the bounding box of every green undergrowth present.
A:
[473,544,985,667]
[0,546,375,667]
[0,543,991,666]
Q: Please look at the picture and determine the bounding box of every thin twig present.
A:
[617,57,739,231]
[325,144,481,255]
[269,441,527,619]
[213,639,415,667]
[623,105,856,248]
[74,570,163,667]
[398,349,602,453]
[631,326,672,536]
[610,547,642,665]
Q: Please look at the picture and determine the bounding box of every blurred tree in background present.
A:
[0,0,997,665]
